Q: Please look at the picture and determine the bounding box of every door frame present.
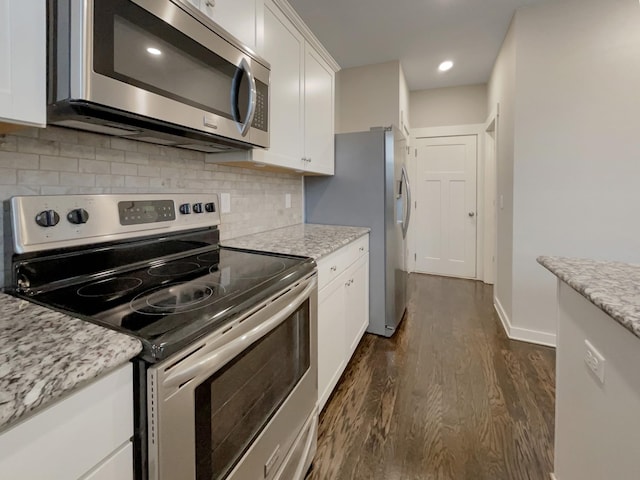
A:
[408,123,490,282]
[483,104,499,285]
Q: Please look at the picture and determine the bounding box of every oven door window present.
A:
[92,0,265,126]
[194,300,310,480]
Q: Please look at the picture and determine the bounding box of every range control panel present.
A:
[118,200,176,225]
[9,194,221,254]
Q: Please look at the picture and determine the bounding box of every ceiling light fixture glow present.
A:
[146,47,162,56]
[438,60,454,72]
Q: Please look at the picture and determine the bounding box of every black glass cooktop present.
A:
[14,244,314,362]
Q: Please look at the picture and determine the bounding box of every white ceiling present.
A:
[287,0,549,91]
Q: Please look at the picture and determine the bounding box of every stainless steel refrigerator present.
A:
[304,127,411,337]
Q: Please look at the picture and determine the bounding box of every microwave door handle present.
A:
[163,278,316,389]
[231,58,257,137]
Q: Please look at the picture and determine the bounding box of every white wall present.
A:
[336,61,400,133]
[488,19,517,328]
[490,0,640,345]
[410,84,487,128]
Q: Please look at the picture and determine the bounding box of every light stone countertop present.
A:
[0,293,142,433]
[223,223,370,260]
[538,256,640,340]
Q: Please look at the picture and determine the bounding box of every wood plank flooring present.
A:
[308,273,556,480]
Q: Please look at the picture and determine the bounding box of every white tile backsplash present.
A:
[0,126,303,287]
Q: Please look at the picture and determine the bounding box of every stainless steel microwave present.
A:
[48,0,270,153]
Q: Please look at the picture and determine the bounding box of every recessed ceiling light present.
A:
[438,60,454,72]
[146,47,162,56]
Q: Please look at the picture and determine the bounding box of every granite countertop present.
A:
[538,256,640,340]
[223,223,370,260]
[0,293,142,433]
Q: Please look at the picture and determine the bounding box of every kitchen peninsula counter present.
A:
[223,223,370,260]
[0,293,141,433]
[538,256,640,340]
[539,256,640,480]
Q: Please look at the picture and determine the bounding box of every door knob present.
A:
[468,212,475,217]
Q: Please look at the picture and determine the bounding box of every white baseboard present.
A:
[494,295,557,348]
[510,324,556,347]
[494,295,511,338]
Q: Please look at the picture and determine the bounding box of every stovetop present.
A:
[14,246,314,361]
[5,193,316,362]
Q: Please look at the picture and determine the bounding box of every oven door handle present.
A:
[163,277,316,389]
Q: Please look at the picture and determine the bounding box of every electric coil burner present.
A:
[4,194,319,480]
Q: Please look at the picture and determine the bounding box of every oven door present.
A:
[147,273,317,480]
[63,0,269,147]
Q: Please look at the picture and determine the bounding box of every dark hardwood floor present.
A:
[308,273,556,480]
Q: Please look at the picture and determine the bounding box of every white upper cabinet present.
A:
[0,0,46,128]
[303,45,334,175]
[261,0,305,170]
[187,0,260,50]
[206,0,338,175]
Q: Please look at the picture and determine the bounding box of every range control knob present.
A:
[35,210,60,228]
[179,203,191,215]
[205,202,216,213]
[192,203,203,214]
[67,208,89,225]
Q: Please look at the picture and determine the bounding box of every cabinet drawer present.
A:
[0,363,133,480]
[317,235,369,291]
[346,235,369,263]
[317,247,349,291]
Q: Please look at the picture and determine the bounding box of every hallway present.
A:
[308,274,556,480]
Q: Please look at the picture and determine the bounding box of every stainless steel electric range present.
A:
[3,194,318,480]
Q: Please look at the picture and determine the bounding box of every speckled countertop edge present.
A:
[538,256,640,340]
[222,223,371,260]
[0,293,142,433]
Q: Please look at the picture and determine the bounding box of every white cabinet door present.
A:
[184,0,201,10]
[345,254,369,357]
[303,46,335,175]
[200,0,258,49]
[79,442,133,480]
[260,0,305,170]
[0,364,133,480]
[317,275,346,411]
[0,0,46,127]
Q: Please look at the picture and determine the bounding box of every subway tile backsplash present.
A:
[0,126,303,287]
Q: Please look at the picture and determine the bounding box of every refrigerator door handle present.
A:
[401,165,411,239]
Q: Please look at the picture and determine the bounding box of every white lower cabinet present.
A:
[0,363,134,480]
[80,442,133,480]
[344,255,369,358]
[317,276,347,410]
[317,235,369,411]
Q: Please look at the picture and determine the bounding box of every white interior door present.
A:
[414,135,477,278]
